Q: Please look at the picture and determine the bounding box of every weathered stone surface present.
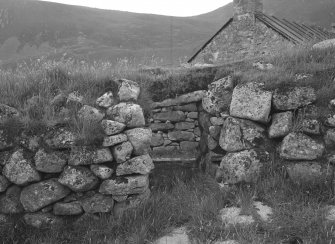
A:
[154,227,191,244]
[230,82,272,123]
[0,175,9,192]
[0,104,20,122]
[20,179,71,212]
[96,91,114,108]
[280,133,324,160]
[150,122,174,132]
[81,193,114,213]
[302,119,321,135]
[253,201,273,222]
[152,90,206,108]
[173,103,198,112]
[116,154,154,176]
[151,133,164,147]
[175,122,195,130]
[325,129,335,147]
[168,131,195,141]
[45,128,75,149]
[153,111,186,122]
[219,117,266,152]
[209,125,221,140]
[0,130,13,151]
[325,114,335,127]
[53,202,83,215]
[268,112,293,138]
[202,76,234,115]
[58,166,99,192]
[24,213,63,229]
[3,150,40,185]
[0,185,24,214]
[107,103,145,128]
[210,117,225,126]
[78,105,104,122]
[187,112,198,119]
[99,175,149,195]
[180,141,199,151]
[125,128,152,156]
[34,149,67,173]
[218,149,269,184]
[67,91,83,106]
[118,79,140,102]
[286,162,333,185]
[101,120,126,135]
[219,207,255,225]
[69,147,113,165]
[313,38,335,49]
[102,134,127,147]
[273,87,316,111]
[90,165,113,179]
[112,141,133,163]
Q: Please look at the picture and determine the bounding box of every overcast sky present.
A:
[38,0,232,16]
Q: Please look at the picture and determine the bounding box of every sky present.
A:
[37,0,232,17]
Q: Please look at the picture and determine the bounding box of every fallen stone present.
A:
[58,166,99,192]
[230,82,272,123]
[273,87,316,111]
[116,154,154,176]
[151,133,164,147]
[280,133,324,160]
[313,38,335,49]
[154,227,191,244]
[3,150,40,185]
[268,112,293,138]
[101,120,126,135]
[168,131,195,141]
[219,207,255,225]
[24,212,63,229]
[69,147,113,165]
[90,165,113,179]
[81,193,114,213]
[152,90,206,108]
[0,175,10,192]
[202,76,234,115]
[78,105,104,122]
[20,179,70,212]
[180,141,199,151]
[175,122,195,130]
[107,103,145,128]
[153,111,186,122]
[102,134,127,147]
[0,185,24,214]
[99,175,149,195]
[253,201,273,222]
[44,128,75,149]
[96,91,115,108]
[112,141,133,163]
[118,79,140,102]
[252,62,274,71]
[0,104,20,123]
[125,128,152,156]
[150,122,174,132]
[34,149,67,173]
[53,201,83,215]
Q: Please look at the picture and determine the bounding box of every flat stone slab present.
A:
[152,90,206,108]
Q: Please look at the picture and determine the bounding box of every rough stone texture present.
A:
[0,175,10,192]
[151,133,164,147]
[45,128,75,149]
[0,185,23,214]
[325,129,335,147]
[99,175,149,196]
[202,76,234,115]
[286,162,333,185]
[81,193,114,213]
[180,141,199,151]
[152,90,206,108]
[175,122,195,130]
[153,111,186,122]
[112,141,133,163]
[210,117,225,126]
[173,103,198,112]
[0,104,20,123]
[209,125,221,140]
[253,201,273,222]
[230,82,272,123]
[187,112,198,119]
[302,119,321,135]
[58,166,99,192]
[67,91,83,106]
[20,179,71,212]
[219,207,255,225]
[0,130,13,151]
[24,212,63,229]
[268,112,293,138]
[118,79,140,102]
[34,149,67,173]
[150,122,174,132]
[101,120,126,135]
[69,147,113,165]
[154,227,191,244]
[90,165,113,179]
[102,134,128,147]
[168,131,195,141]
[326,114,335,127]
[273,87,316,111]
[280,133,324,160]
[78,105,104,122]
[116,154,154,176]
[53,201,83,215]
[125,128,152,156]
[219,117,266,152]
[3,150,40,185]
[107,103,145,128]
[218,149,269,184]
[96,92,114,108]
[313,38,335,49]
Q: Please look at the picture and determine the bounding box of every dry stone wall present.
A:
[0,79,154,228]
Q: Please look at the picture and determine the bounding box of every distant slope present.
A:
[0,0,334,66]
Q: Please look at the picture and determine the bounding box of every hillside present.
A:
[0,0,334,66]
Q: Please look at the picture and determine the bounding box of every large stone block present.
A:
[90,165,113,180]
[101,120,126,135]
[53,202,83,215]
[112,141,133,163]
[69,146,113,165]
[44,128,75,149]
[118,79,140,102]
[116,154,154,176]
[107,103,145,128]
[268,112,293,138]
[34,149,67,173]
[96,91,115,108]
[153,111,186,122]
[152,90,206,108]
[103,134,128,147]
[230,82,272,123]
[77,105,104,122]
[273,87,316,111]
[125,128,152,156]
[151,133,164,147]
[175,122,195,130]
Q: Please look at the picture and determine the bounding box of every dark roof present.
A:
[188,13,335,63]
